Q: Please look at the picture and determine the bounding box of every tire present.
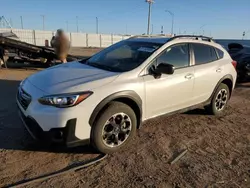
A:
[205,83,230,116]
[91,101,137,154]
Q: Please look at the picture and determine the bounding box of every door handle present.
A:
[185,74,193,79]
[216,68,222,73]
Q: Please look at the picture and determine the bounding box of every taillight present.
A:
[232,60,237,69]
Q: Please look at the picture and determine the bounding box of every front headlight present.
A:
[38,91,93,108]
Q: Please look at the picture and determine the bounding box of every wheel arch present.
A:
[210,74,234,101]
[89,91,142,129]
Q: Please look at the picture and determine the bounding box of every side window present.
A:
[192,43,218,65]
[156,43,189,69]
[215,48,224,59]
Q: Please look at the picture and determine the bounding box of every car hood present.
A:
[27,61,119,94]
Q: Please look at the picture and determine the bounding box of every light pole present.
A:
[20,16,23,29]
[76,16,79,33]
[165,10,174,36]
[41,15,45,30]
[200,24,206,35]
[145,0,154,35]
[96,17,99,34]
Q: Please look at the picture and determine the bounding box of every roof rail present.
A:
[129,34,172,39]
[168,35,214,42]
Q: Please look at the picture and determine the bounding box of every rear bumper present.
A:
[18,109,89,147]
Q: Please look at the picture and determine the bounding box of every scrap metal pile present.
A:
[0,32,78,68]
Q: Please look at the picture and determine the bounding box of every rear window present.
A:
[192,43,218,65]
[215,48,224,59]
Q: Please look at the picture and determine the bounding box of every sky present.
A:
[1,0,250,39]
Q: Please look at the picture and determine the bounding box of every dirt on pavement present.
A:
[0,67,250,188]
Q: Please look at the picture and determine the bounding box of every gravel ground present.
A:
[0,53,250,187]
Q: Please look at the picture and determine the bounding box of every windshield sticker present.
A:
[166,48,171,52]
[138,47,155,53]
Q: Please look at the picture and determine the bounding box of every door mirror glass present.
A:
[154,63,174,75]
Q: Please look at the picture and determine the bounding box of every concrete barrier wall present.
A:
[70,33,87,47]
[112,35,123,44]
[101,34,112,47]
[0,28,130,48]
[87,34,101,47]
[34,30,53,46]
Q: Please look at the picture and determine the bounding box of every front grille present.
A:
[17,87,31,110]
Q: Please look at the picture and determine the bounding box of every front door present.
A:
[143,43,195,119]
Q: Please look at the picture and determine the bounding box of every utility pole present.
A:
[200,24,206,35]
[161,25,164,34]
[165,10,174,36]
[96,17,99,34]
[151,24,153,34]
[76,16,79,33]
[41,15,45,30]
[20,16,23,29]
[145,0,154,35]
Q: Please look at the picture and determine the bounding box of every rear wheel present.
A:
[91,101,137,154]
[205,83,230,116]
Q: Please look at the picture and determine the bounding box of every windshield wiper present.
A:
[79,58,89,64]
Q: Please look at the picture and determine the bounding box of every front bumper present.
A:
[16,80,92,146]
[18,107,89,147]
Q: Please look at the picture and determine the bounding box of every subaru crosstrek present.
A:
[17,35,237,153]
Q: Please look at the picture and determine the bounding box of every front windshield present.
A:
[85,40,163,72]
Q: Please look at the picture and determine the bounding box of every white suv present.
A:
[17,35,237,153]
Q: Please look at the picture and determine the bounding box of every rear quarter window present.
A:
[215,48,224,59]
[192,43,218,65]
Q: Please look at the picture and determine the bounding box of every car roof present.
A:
[126,35,227,52]
[128,37,170,44]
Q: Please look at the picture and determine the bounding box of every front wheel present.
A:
[91,102,137,154]
[205,83,230,116]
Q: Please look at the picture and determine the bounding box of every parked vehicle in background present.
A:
[17,35,237,154]
[227,43,250,81]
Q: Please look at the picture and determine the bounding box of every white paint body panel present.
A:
[17,37,237,141]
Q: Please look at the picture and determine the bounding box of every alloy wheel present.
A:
[102,112,132,147]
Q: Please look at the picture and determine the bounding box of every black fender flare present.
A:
[207,74,234,103]
[89,90,142,127]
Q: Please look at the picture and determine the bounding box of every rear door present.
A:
[191,43,224,104]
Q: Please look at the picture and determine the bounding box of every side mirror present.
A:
[154,63,174,75]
